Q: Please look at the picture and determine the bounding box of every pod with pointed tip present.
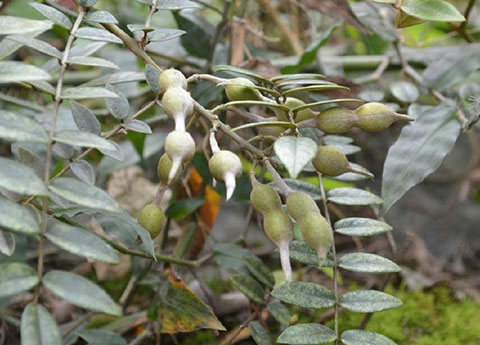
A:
[355,102,413,132]
[165,130,195,183]
[250,181,282,214]
[225,77,263,101]
[162,87,194,131]
[208,150,242,200]
[312,146,374,179]
[263,208,294,282]
[298,212,332,262]
[138,203,165,238]
[286,191,320,221]
[159,68,187,93]
[316,107,357,134]
[157,153,183,185]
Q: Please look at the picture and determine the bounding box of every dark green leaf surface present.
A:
[0,196,39,235]
[249,321,271,345]
[341,330,397,345]
[21,303,62,345]
[277,323,336,344]
[243,255,275,288]
[328,188,383,206]
[0,61,51,84]
[334,218,392,237]
[339,253,401,273]
[53,130,117,151]
[272,281,335,309]
[230,274,265,304]
[29,3,72,29]
[0,158,48,196]
[340,290,402,313]
[0,263,38,298]
[76,329,126,345]
[0,110,49,143]
[401,0,465,22]
[274,137,317,179]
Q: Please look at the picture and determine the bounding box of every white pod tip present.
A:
[278,241,292,283]
[224,172,237,201]
[168,157,182,183]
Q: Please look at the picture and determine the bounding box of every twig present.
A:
[318,172,339,344]
[35,7,86,303]
[458,0,476,42]
[206,0,233,71]
[221,310,260,345]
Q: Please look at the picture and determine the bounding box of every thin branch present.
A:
[206,0,233,71]
[458,0,476,42]
[318,172,339,344]
[35,8,86,303]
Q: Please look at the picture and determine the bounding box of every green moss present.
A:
[332,285,480,345]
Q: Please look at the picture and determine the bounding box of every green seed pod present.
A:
[165,130,195,182]
[286,191,320,221]
[157,153,183,185]
[298,212,332,262]
[285,97,316,122]
[208,150,242,200]
[225,77,262,101]
[355,102,413,132]
[263,208,293,282]
[159,68,187,94]
[316,107,357,134]
[258,117,285,138]
[312,146,374,179]
[138,203,165,238]
[162,87,194,131]
[250,181,282,214]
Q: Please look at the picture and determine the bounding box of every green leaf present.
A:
[0,158,48,196]
[76,329,126,345]
[276,79,337,89]
[333,163,373,183]
[339,290,402,313]
[155,0,200,9]
[0,61,51,84]
[293,99,363,114]
[21,303,62,345]
[75,27,123,44]
[230,274,265,304]
[0,263,38,298]
[277,324,336,344]
[173,12,211,59]
[215,100,289,112]
[85,10,119,24]
[46,222,119,264]
[28,80,55,95]
[71,102,101,134]
[249,321,271,345]
[401,0,465,22]
[14,146,43,177]
[282,23,340,74]
[242,256,275,288]
[43,270,122,316]
[49,177,122,213]
[70,41,107,57]
[29,3,72,29]
[61,87,119,99]
[166,198,204,221]
[267,302,292,327]
[148,28,186,42]
[274,137,317,179]
[0,16,52,35]
[78,0,97,7]
[381,105,460,215]
[83,71,145,87]
[339,253,400,273]
[53,130,117,151]
[0,230,15,256]
[123,120,152,134]
[67,56,119,69]
[282,85,348,97]
[70,160,95,184]
[341,330,397,345]
[389,81,419,103]
[212,243,254,275]
[271,73,325,82]
[105,85,130,119]
[283,240,319,266]
[329,143,361,156]
[145,64,161,94]
[328,187,383,206]
[0,196,39,235]
[0,110,49,143]
[334,218,392,237]
[214,65,274,86]
[269,179,322,200]
[6,35,62,59]
[218,80,281,98]
[272,281,335,309]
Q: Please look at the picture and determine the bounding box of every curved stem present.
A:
[35,8,86,303]
[318,172,339,343]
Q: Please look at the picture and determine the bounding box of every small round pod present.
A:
[162,87,194,131]
[355,102,413,132]
[138,203,165,238]
[159,68,187,93]
[312,146,374,179]
[225,77,263,102]
[286,191,320,221]
[157,153,183,185]
[299,212,332,263]
[208,150,242,200]
[250,181,282,214]
[164,130,195,183]
[316,107,357,134]
[263,208,294,282]
[285,97,317,122]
